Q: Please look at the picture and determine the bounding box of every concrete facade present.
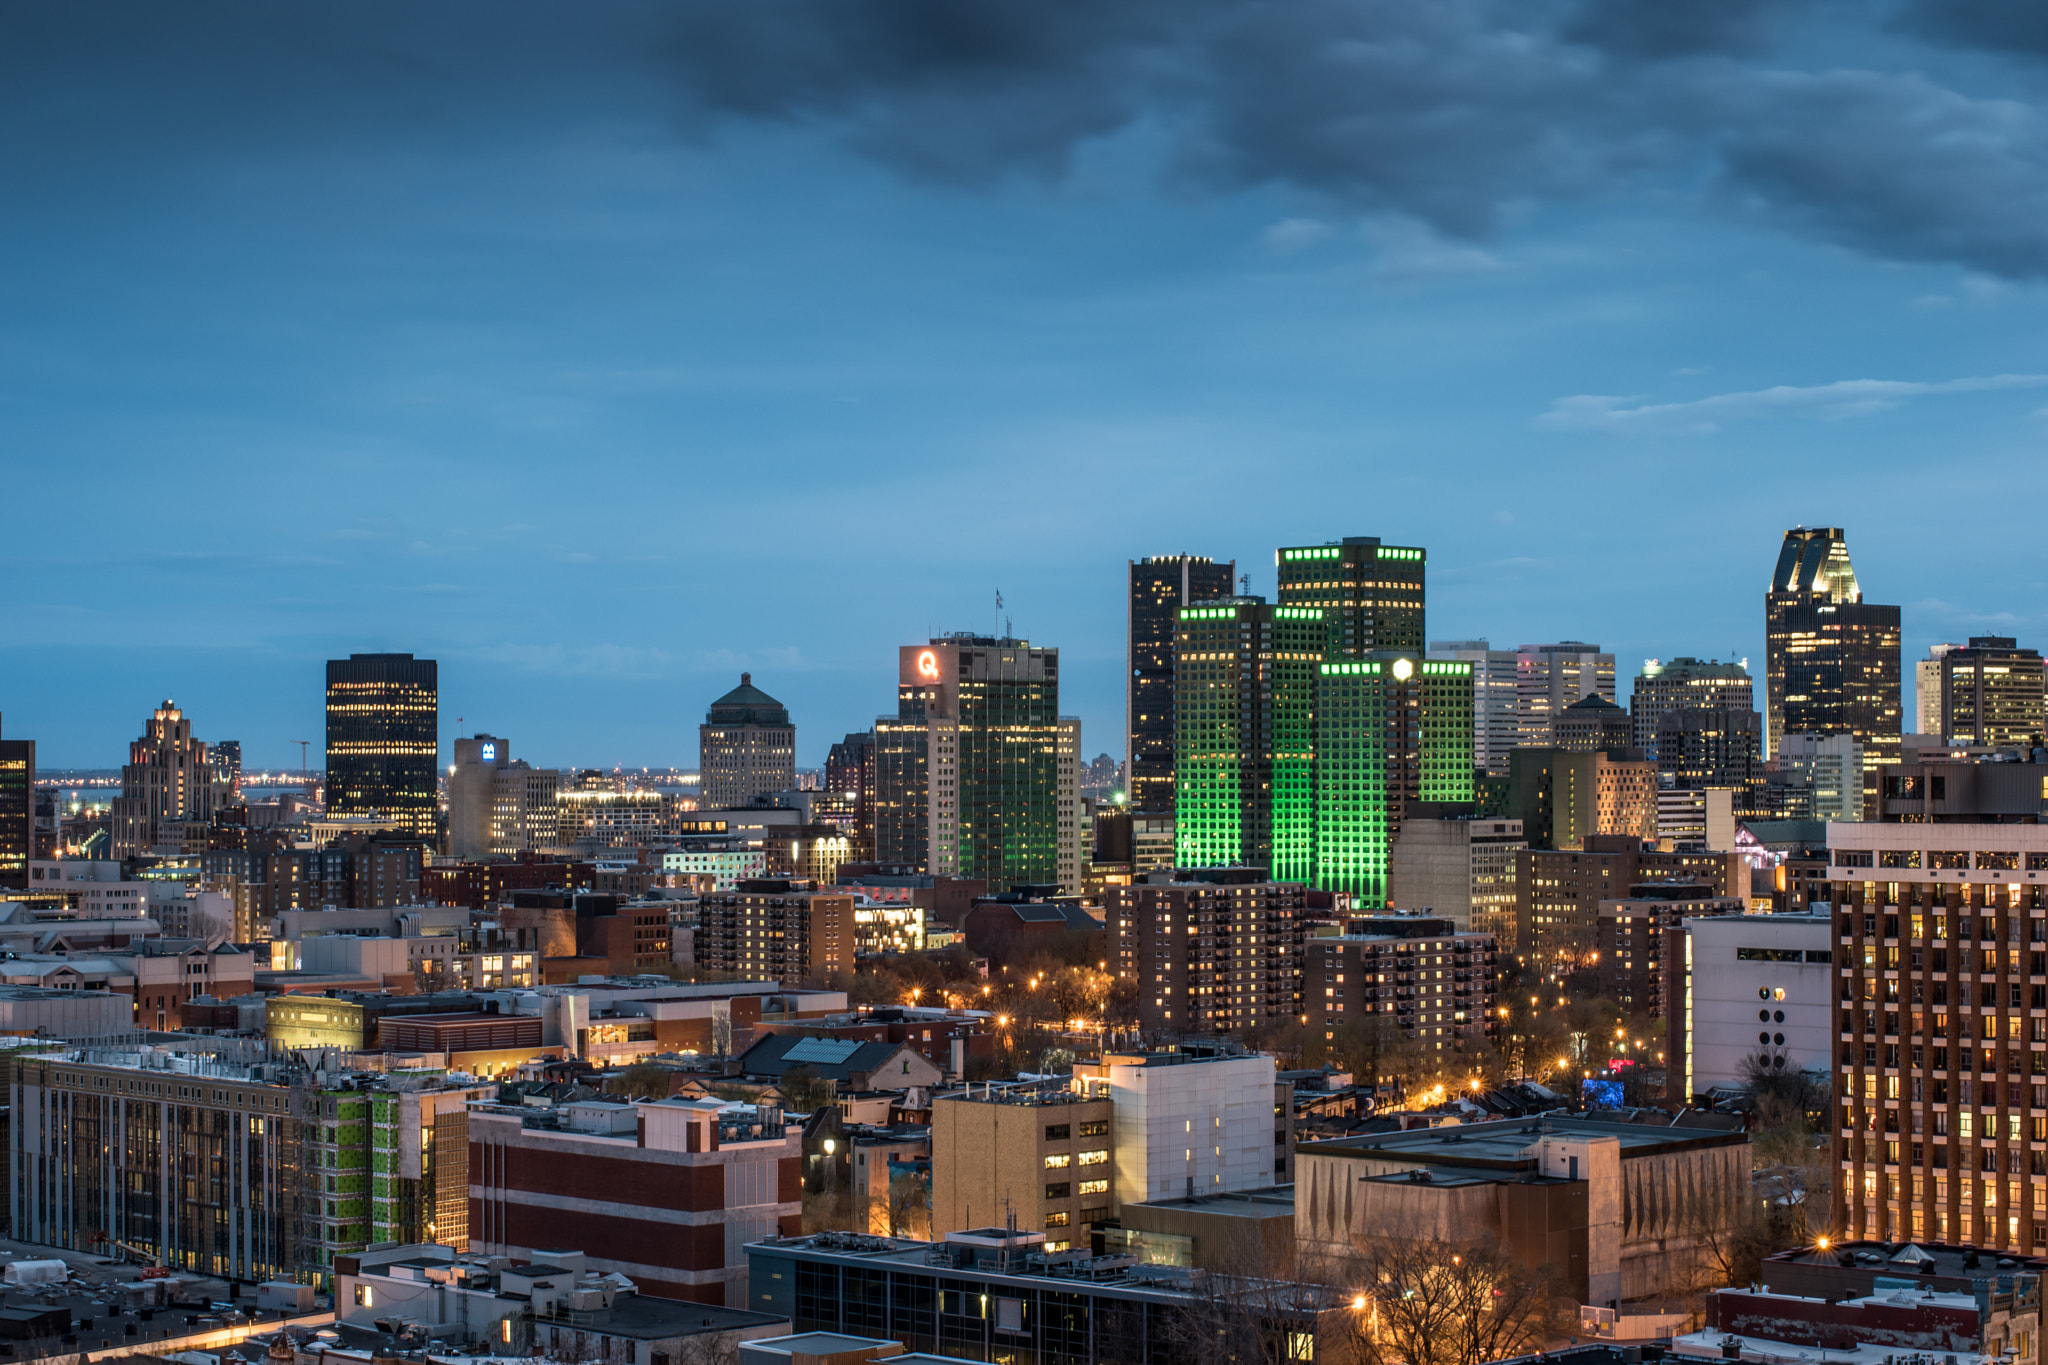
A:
[1678,910,1832,1100]
[1387,815,1525,937]
[1071,1050,1283,1210]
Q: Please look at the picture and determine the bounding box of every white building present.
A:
[1656,787,1735,851]
[1681,910,1833,1100]
[1776,733,1862,824]
[1387,815,1525,939]
[1429,640,1520,776]
[1072,1049,1280,1212]
[25,860,150,918]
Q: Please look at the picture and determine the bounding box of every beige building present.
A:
[111,700,229,857]
[930,1085,1115,1250]
[1296,1114,1750,1308]
[700,674,797,812]
[1056,716,1085,894]
[1105,873,1309,1035]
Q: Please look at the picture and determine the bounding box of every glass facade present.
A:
[1128,556,1237,814]
[1172,539,1475,905]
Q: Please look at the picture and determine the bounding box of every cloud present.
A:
[14,1,2048,277]
[1360,216,1507,280]
[1262,217,1333,253]
[1536,373,2048,435]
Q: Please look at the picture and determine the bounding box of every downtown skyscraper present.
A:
[1175,536,1473,907]
[1764,527,1901,815]
[1127,555,1237,814]
[325,652,440,841]
[875,635,1071,891]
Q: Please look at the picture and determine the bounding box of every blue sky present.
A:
[6,2,2048,770]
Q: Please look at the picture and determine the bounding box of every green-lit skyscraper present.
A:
[1173,600,1324,882]
[1313,656,1474,904]
[1173,536,1474,908]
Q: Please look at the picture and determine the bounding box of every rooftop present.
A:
[1304,1114,1748,1168]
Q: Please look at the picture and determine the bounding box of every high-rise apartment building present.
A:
[1765,528,1902,821]
[1274,535,1426,654]
[1632,657,1754,760]
[699,673,796,810]
[1940,637,2047,749]
[0,713,30,890]
[1430,640,1520,776]
[1777,732,1863,824]
[873,636,1062,890]
[1916,644,1961,737]
[326,653,439,841]
[1105,872,1309,1035]
[1128,556,1237,814]
[111,700,229,857]
[1516,643,1616,747]
[695,879,856,985]
[1826,821,2048,1253]
[1173,600,1323,879]
[1306,914,1499,1060]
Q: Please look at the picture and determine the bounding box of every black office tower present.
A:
[1765,527,1862,754]
[1275,535,1427,656]
[325,653,439,841]
[1127,555,1236,814]
[1780,601,1901,818]
[0,713,31,890]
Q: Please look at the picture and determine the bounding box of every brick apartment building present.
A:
[1105,871,1309,1035]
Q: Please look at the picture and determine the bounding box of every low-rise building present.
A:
[1294,1112,1751,1309]
[747,1226,1348,1364]
[929,1084,1114,1247]
[335,1242,789,1360]
[467,1095,801,1305]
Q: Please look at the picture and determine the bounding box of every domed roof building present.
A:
[699,673,795,810]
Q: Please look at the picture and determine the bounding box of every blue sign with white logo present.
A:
[480,742,496,762]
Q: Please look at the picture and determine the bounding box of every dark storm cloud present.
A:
[1898,0,2048,60]
[655,0,2048,275]
[12,0,2048,277]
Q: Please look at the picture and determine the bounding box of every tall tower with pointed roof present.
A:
[699,673,796,810]
[1764,527,1901,816]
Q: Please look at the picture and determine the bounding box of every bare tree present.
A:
[1322,1228,1567,1365]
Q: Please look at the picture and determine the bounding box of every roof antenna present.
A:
[1240,573,1250,596]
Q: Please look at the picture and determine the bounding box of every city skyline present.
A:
[1,524,2024,772]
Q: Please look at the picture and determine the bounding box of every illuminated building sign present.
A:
[480,742,496,762]
[917,650,940,680]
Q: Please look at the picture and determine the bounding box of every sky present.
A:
[7,1,2048,772]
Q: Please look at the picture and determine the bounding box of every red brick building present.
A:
[468,1096,800,1305]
